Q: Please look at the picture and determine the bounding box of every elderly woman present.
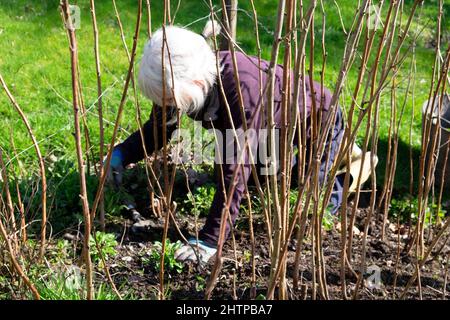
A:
[107,21,371,264]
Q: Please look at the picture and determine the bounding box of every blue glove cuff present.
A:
[188,237,216,249]
[111,149,124,167]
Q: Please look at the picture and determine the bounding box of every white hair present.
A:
[138,20,221,115]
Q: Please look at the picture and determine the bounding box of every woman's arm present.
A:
[115,105,178,166]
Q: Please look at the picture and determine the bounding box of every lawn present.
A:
[0,0,448,222]
[1,1,447,188]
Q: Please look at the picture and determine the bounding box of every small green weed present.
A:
[195,275,206,292]
[89,231,118,267]
[179,184,215,217]
[143,240,183,275]
[390,197,447,227]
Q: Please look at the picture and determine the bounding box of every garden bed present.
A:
[102,194,449,300]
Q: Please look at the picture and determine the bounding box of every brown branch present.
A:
[60,0,94,300]
[89,0,106,231]
[89,0,142,225]
[0,73,47,261]
[0,155,39,300]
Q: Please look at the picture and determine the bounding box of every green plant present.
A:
[0,275,13,299]
[390,197,447,227]
[48,239,72,263]
[424,203,446,227]
[243,250,252,264]
[32,266,127,300]
[256,293,266,300]
[144,240,183,274]
[322,206,336,232]
[89,231,118,266]
[195,275,206,292]
[179,184,215,217]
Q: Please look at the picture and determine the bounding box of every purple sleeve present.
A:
[115,105,178,166]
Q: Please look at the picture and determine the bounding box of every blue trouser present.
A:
[291,107,345,215]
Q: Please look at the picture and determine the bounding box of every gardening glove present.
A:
[105,149,124,187]
[174,238,217,265]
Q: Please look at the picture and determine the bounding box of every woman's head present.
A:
[138,20,221,115]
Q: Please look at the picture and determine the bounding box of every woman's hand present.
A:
[105,149,124,187]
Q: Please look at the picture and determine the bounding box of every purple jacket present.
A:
[116,51,337,247]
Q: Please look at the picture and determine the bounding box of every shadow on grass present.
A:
[375,136,422,196]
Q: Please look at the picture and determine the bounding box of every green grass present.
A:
[1,0,449,225]
[32,268,132,300]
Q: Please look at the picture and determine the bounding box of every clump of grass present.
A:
[32,266,127,300]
